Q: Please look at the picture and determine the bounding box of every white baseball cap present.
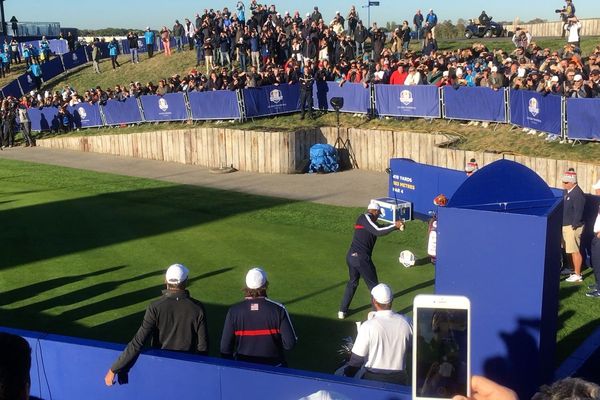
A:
[371,283,393,304]
[574,74,583,81]
[367,201,380,211]
[246,267,267,289]
[166,264,189,284]
[491,66,498,73]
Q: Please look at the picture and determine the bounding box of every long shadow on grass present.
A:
[0,185,295,271]
[349,279,435,317]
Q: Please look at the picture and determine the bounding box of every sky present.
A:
[5,0,600,30]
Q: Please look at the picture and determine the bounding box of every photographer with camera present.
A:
[556,0,576,37]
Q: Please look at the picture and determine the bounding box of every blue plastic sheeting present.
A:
[1,79,23,98]
[17,73,38,95]
[309,144,339,173]
[103,98,143,125]
[189,90,241,120]
[388,158,467,218]
[41,56,65,82]
[436,159,563,400]
[0,327,411,400]
[443,86,506,122]
[68,103,103,129]
[509,90,562,135]
[29,107,60,131]
[313,81,371,113]
[61,47,89,70]
[141,93,189,122]
[375,84,440,118]
[566,98,600,141]
[244,84,301,118]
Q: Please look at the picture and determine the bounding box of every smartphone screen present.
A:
[415,307,469,398]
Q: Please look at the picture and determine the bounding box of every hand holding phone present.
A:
[413,295,471,400]
[452,376,518,400]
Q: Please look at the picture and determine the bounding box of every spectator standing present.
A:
[193,29,205,67]
[565,17,582,48]
[184,18,196,50]
[27,59,43,90]
[144,27,155,58]
[339,202,404,319]
[586,180,600,298]
[422,31,437,56]
[400,21,412,54]
[105,264,209,386]
[127,31,140,64]
[204,38,214,74]
[0,332,32,400]
[347,6,359,37]
[160,26,172,56]
[108,38,120,69]
[0,50,10,76]
[17,102,34,147]
[91,42,101,74]
[425,9,438,39]
[413,9,424,40]
[299,65,315,119]
[10,38,21,64]
[1,99,16,147]
[220,267,297,366]
[343,283,412,384]
[40,36,51,63]
[66,31,76,52]
[562,168,586,282]
[354,21,368,58]
[173,20,185,52]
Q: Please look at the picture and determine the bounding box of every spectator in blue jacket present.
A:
[27,59,43,90]
[144,27,155,58]
[40,36,51,63]
[108,38,120,70]
[0,51,9,77]
[425,9,438,39]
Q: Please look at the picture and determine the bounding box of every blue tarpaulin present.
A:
[309,144,339,173]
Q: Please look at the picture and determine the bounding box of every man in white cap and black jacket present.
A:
[104,264,208,386]
[339,202,405,319]
[220,267,297,366]
[343,283,412,384]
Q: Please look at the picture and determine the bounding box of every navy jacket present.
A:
[349,213,397,256]
[563,185,586,228]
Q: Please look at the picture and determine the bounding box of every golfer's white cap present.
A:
[592,179,600,190]
[367,201,380,211]
[574,74,583,81]
[246,267,267,289]
[166,263,189,284]
[371,283,393,304]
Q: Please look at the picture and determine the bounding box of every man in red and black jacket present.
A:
[338,201,404,319]
[220,267,297,366]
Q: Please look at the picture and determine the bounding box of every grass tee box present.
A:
[372,197,412,223]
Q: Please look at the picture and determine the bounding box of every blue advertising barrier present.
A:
[102,98,143,126]
[189,90,241,120]
[68,103,103,129]
[375,84,440,118]
[444,86,506,122]
[48,39,69,55]
[388,158,467,218]
[313,81,371,113]
[1,79,23,98]
[2,327,410,400]
[17,73,37,94]
[566,98,600,141]
[141,93,188,122]
[121,38,148,54]
[509,90,562,135]
[29,107,60,132]
[41,56,65,82]
[61,47,89,71]
[243,84,301,118]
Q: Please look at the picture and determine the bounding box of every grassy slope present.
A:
[0,158,598,372]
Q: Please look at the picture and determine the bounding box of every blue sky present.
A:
[6,0,600,30]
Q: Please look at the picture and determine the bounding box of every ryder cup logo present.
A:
[380,208,386,218]
[78,107,87,119]
[158,98,169,112]
[528,98,540,117]
[399,90,414,106]
[269,89,283,104]
[27,75,33,84]
[72,53,78,61]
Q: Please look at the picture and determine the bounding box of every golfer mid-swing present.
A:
[338,201,404,319]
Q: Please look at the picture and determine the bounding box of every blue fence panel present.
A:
[375,84,440,118]
[2,79,23,98]
[189,90,241,120]
[68,103,104,129]
[61,47,88,70]
[244,84,301,118]
[443,86,506,122]
[17,73,37,94]
[313,81,371,113]
[509,90,562,135]
[48,39,69,55]
[566,98,600,141]
[141,93,188,122]
[102,98,143,125]
[41,56,65,82]
[29,107,60,132]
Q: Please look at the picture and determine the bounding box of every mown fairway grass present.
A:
[0,158,598,373]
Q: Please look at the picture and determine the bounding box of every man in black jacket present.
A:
[562,169,586,283]
[299,63,315,120]
[104,264,208,386]
[339,202,404,319]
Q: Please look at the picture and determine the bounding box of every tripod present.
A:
[333,109,359,169]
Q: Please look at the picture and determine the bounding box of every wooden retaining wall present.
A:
[38,127,599,191]
[514,18,600,38]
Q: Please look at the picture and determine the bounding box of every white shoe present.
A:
[522,127,529,132]
[528,129,537,135]
[473,121,480,126]
[538,132,546,137]
[565,274,583,283]
[482,122,489,128]
[338,311,346,320]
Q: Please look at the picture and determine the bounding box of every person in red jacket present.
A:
[389,64,408,85]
